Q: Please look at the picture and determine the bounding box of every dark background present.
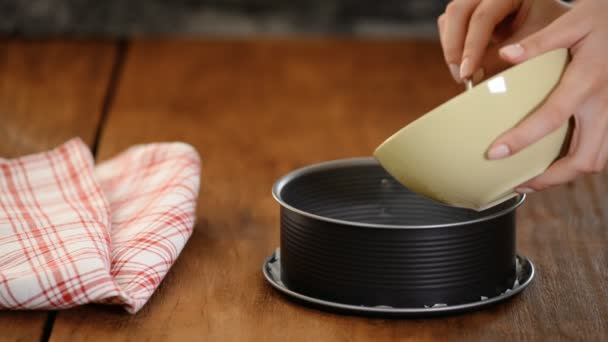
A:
[1,0,449,37]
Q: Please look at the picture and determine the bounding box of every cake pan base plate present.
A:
[262,248,534,317]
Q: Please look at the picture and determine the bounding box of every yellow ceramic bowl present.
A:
[374,48,570,211]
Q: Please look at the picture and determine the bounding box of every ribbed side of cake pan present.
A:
[274,158,521,307]
[280,207,516,307]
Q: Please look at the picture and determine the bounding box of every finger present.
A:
[460,0,520,79]
[487,58,597,159]
[498,8,591,63]
[594,135,608,173]
[443,0,481,80]
[515,153,579,193]
[519,133,605,193]
[438,14,459,82]
[515,134,582,192]
[438,14,447,46]
[592,94,608,169]
[518,102,608,192]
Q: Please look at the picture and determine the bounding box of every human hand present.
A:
[438,0,608,192]
[437,0,570,82]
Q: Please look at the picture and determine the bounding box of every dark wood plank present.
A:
[50,38,608,341]
[0,39,117,340]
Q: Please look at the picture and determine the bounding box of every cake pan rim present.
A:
[272,157,525,230]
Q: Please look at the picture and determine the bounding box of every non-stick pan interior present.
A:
[278,160,521,226]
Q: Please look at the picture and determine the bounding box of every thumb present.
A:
[498,9,590,63]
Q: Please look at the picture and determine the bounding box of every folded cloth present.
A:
[0,138,200,313]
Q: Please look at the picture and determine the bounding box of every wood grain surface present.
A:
[0,39,117,341]
[3,38,606,341]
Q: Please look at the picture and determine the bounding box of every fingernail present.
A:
[499,43,524,60]
[449,64,462,83]
[459,57,472,79]
[472,68,485,83]
[516,187,535,194]
[487,144,511,159]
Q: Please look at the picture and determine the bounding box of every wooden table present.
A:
[1,38,607,341]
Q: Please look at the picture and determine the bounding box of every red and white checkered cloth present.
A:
[0,138,201,313]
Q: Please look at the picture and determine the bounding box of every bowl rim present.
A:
[272,157,525,230]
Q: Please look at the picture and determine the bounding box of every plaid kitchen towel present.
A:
[0,138,201,313]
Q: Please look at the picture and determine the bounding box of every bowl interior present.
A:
[277,160,522,227]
